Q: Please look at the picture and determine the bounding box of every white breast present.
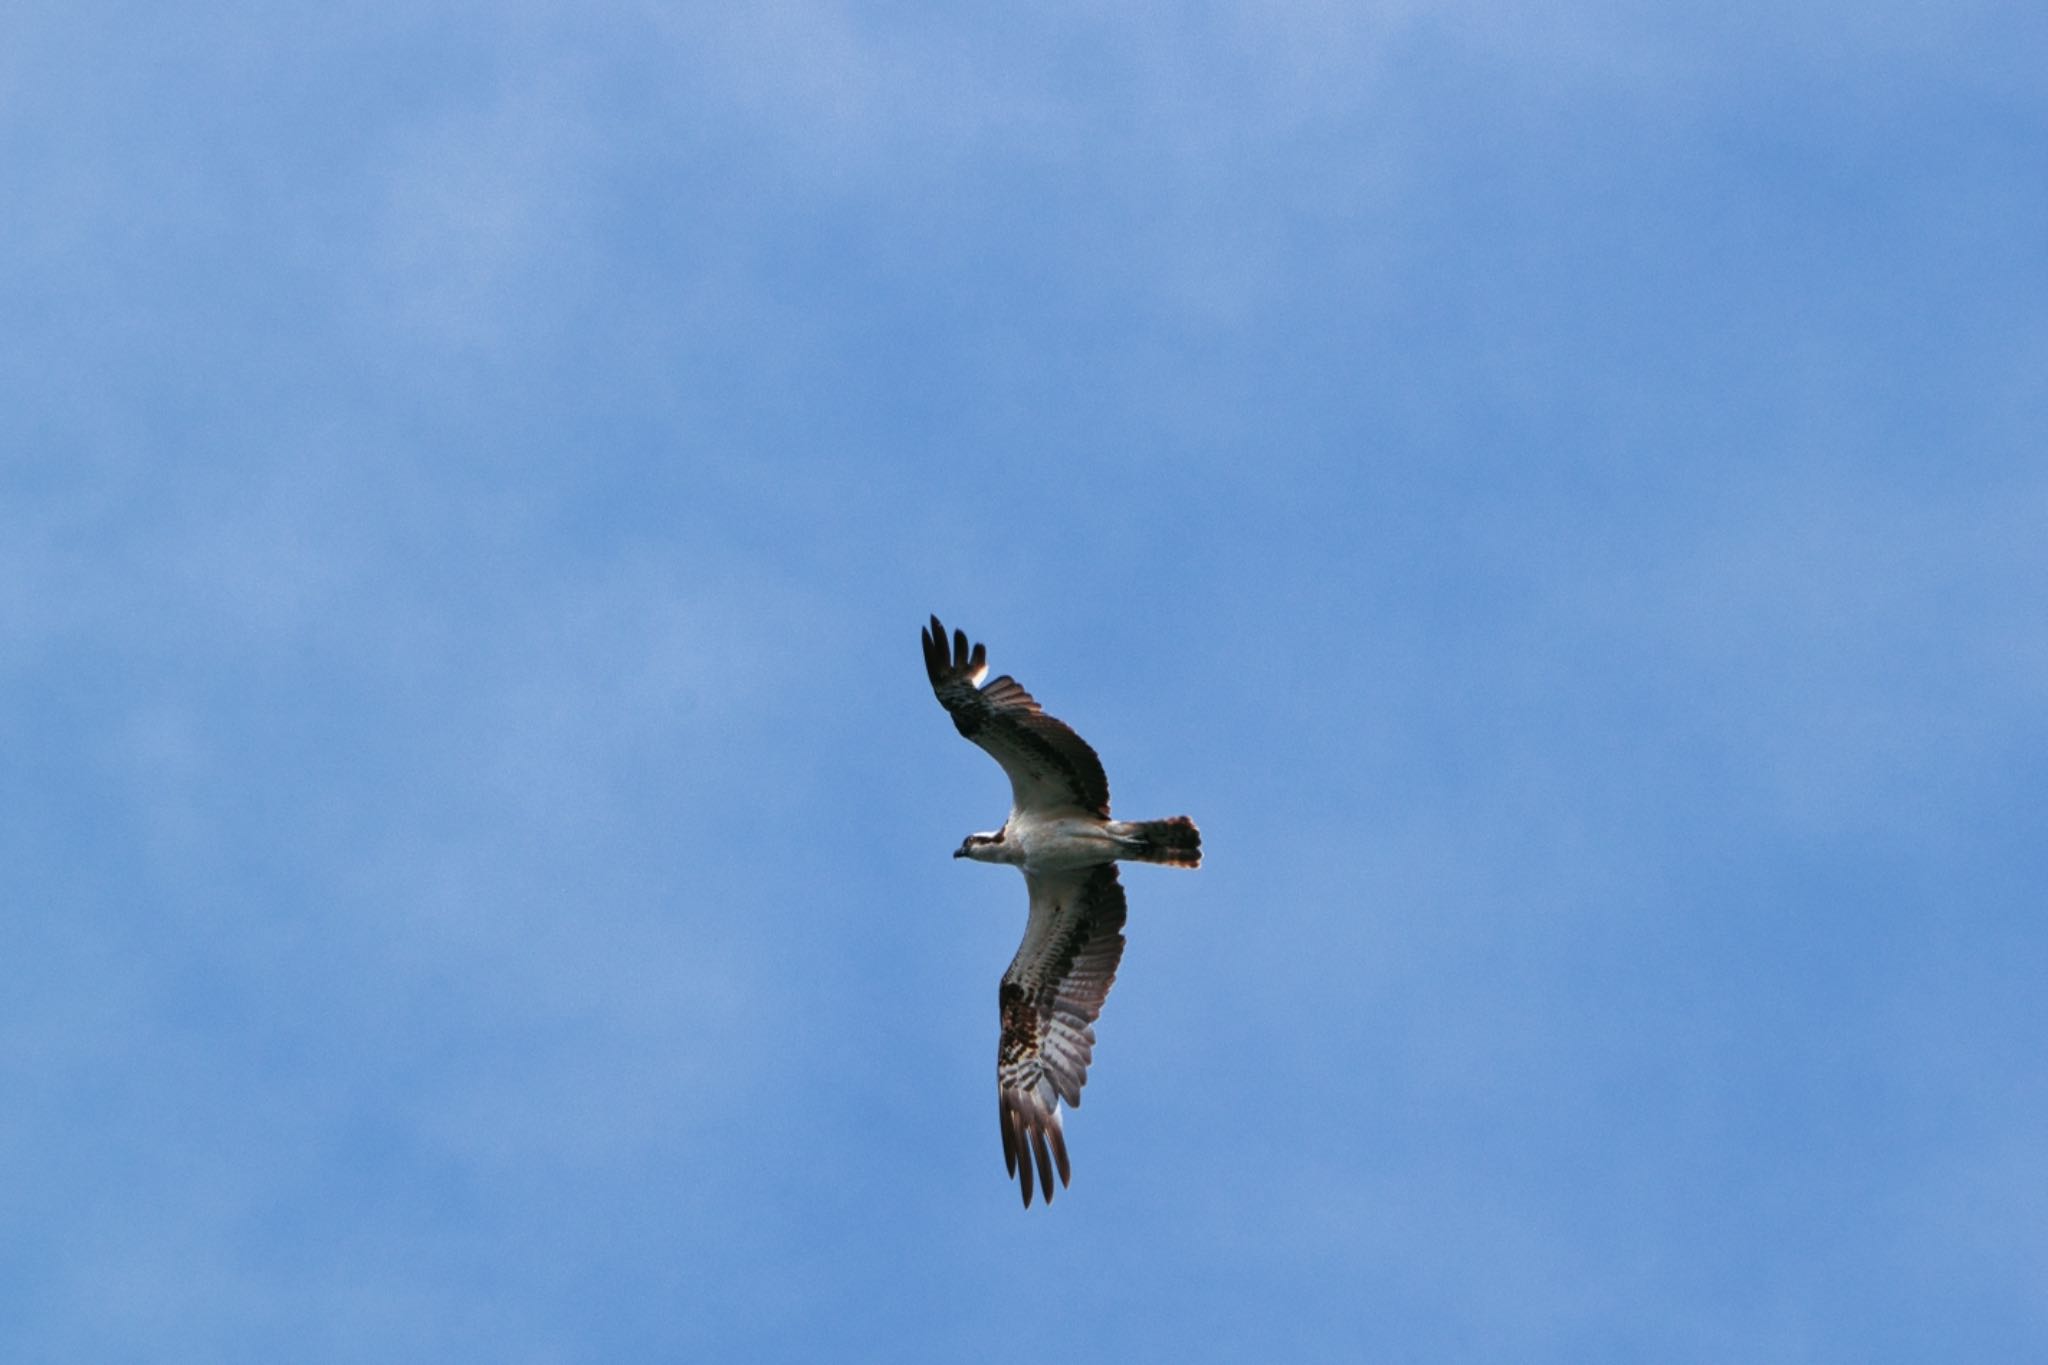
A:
[1008,808,1119,873]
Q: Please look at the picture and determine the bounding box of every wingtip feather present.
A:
[1015,1106,1036,1207]
[1030,1125,1056,1204]
[999,1087,1078,1209]
[999,1094,1018,1177]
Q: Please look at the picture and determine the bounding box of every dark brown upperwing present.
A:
[921,614,1111,816]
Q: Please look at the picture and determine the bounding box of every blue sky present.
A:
[4,2,2044,1360]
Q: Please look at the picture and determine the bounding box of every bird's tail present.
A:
[1113,817,1202,868]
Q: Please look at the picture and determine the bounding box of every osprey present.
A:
[921,614,1201,1207]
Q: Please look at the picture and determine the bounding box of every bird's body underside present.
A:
[957,810,1202,873]
[921,614,1201,1207]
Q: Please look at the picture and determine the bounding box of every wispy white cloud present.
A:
[367,72,603,352]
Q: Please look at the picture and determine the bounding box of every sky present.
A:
[3,1,2045,1360]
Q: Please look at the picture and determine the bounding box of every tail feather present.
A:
[1118,816,1202,868]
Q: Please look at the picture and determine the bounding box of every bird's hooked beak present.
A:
[952,843,969,859]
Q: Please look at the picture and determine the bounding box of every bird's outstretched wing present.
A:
[921,614,1111,816]
[996,863,1128,1207]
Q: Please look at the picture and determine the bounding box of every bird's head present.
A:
[954,831,1003,861]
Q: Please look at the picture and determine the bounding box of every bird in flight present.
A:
[921,615,1201,1207]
